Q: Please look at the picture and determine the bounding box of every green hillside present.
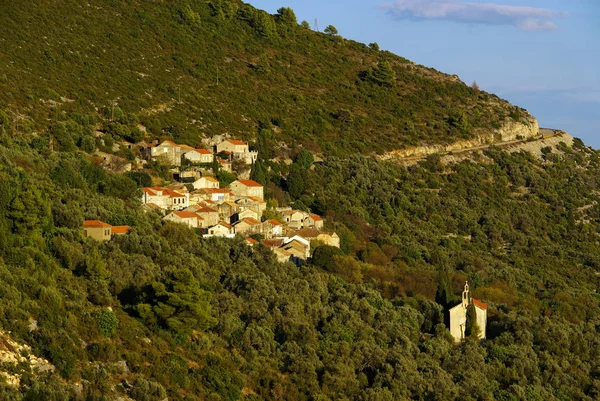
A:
[0,0,525,155]
[1,1,600,401]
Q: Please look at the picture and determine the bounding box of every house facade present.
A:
[83,220,112,241]
[234,217,261,235]
[183,148,213,164]
[449,282,487,343]
[163,211,203,228]
[216,140,258,165]
[230,180,264,200]
[149,140,184,166]
[142,187,189,210]
[192,176,220,190]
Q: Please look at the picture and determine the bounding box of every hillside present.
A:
[0,0,531,155]
[1,1,600,401]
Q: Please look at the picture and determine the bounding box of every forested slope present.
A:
[0,0,527,155]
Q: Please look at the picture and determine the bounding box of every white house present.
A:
[216,139,258,165]
[206,221,234,236]
[449,282,487,343]
[190,188,234,203]
[183,148,213,164]
[229,179,264,200]
[142,187,190,210]
[192,176,220,190]
[163,211,203,228]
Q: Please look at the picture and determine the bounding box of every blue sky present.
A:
[247,0,600,147]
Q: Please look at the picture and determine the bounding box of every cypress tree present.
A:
[465,301,481,339]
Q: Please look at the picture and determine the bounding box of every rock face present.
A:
[379,117,540,160]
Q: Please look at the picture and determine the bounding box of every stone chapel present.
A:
[449,282,487,342]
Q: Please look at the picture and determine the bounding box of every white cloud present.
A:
[380,0,566,31]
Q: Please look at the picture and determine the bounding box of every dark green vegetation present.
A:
[1,1,599,400]
[2,131,600,399]
[0,0,526,156]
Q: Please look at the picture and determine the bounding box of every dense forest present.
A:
[1,0,600,400]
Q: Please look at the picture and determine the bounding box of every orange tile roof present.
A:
[227,139,247,145]
[263,239,284,247]
[144,187,187,198]
[196,148,212,154]
[196,206,218,214]
[173,211,201,219]
[246,238,258,244]
[472,298,487,310]
[216,221,232,229]
[246,196,266,203]
[160,140,177,147]
[310,214,323,221]
[295,228,321,238]
[265,219,282,226]
[236,179,263,187]
[111,225,131,234]
[201,176,218,182]
[201,188,232,194]
[238,217,261,226]
[84,220,111,228]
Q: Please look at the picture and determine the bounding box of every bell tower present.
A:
[461,281,470,308]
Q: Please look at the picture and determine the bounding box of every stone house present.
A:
[216,139,258,165]
[261,219,284,238]
[192,176,220,190]
[142,187,189,210]
[207,221,233,236]
[149,140,185,166]
[183,148,213,164]
[229,179,264,200]
[281,210,308,229]
[307,214,324,230]
[233,209,259,223]
[190,188,233,203]
[193,206,220,227]
[233,217,262,236]
[273,248,292,264]
[449,282,487,343]
[294,229,340,248]
[83,220,112,241]
[216,201,238,221]
[280,237,310,263]
[235,196,266,217]
[163,211,203,228]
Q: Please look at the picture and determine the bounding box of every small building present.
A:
[193,206,220,227]
[206,221,234,236]
[307,214,324,230]
[149,140,185,166]
[111,225,131,236]
[192,176,220,190]
[216,201,238,221]
[236,196,267,217]
[261,219,284,238]
[273,248,292,263]
[281,210,308,229]
[83,220,112,241]
[294,229,340,248]
[280,237,310,263]
[163,211,203,228]
[142,187,189,210]
[190,188,234,203]
[216,139,258,165]
[229,179,264,200]
[449,282,487,343]
[183,148,213,164]
[233,217,262,236]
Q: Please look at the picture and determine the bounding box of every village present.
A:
[84,136,340,265]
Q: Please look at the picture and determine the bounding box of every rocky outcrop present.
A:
[0,329,55,387]
[379,117,540,161]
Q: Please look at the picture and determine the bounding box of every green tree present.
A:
[324,25,338,36]
[368,61,395,87]
[294,149,314,169]
[465,301,480,339]
[301,20,310,29]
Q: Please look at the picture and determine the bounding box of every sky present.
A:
[247,0,600,148]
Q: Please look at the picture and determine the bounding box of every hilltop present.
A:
[0,0,532,155]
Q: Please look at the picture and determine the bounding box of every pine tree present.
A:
[435,267,452,308]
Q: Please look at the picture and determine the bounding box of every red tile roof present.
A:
[246,238,258,244]
[160,140,177,147]
[238,217,261,226]
[111,225,131,234]
[195,206,218,214]
[144,187,187,198]
[265,219,282,226]
[84,220,111,228]
[227,139,247,146]
[236,179,263,187]
[216,221,232,229]
[173,211,201,219]
[196,148,212,154]
[472,298,487,310]
[310,214,323,221]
